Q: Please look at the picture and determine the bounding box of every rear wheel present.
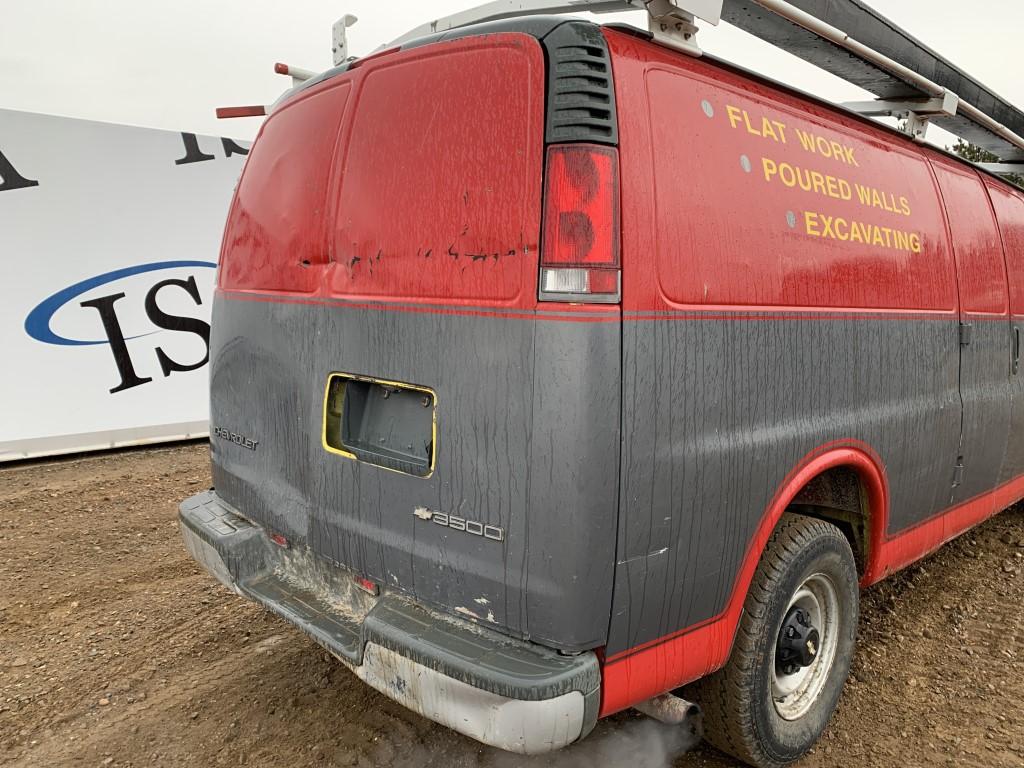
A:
[697,513,859,768]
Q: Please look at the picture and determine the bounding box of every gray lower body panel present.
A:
[208,295,620,653]
[612,315,966,654]
[179,490,601,754]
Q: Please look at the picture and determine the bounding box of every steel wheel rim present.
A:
[770,572,841,721]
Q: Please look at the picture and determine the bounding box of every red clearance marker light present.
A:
[354,576,380,596]
[274,62,289,75]
[215,105,267,119]
[269,532,289,548]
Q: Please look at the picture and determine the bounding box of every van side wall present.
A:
[600,28,1024,713]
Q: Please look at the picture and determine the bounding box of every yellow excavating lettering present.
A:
[804,210,921,253]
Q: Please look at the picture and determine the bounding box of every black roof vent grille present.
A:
[543,23,618,145]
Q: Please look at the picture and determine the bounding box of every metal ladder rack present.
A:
[332,0,1024,179]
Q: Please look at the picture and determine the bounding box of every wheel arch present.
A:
[599,440,890,717]
[724,442,892,638]
[731,441,890,619]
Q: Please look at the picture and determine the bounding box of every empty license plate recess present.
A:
[323,374,436,477]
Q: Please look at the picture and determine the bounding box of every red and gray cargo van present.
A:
[180,4,1024,765]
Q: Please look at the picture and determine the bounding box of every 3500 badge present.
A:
[412,506,505,542]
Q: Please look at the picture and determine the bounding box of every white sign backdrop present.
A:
[0,108,249,461]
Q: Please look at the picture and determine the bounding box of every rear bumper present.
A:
[179,490,601,754]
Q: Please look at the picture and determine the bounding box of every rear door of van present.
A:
[929,160,1012,505]
[211,25,621,652]
[980,180,1024,485]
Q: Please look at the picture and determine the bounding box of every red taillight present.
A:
[540,143,620,302]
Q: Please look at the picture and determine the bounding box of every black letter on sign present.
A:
[221,138,249,157]
[0,148,40,192]
[144,276,211,377]
[174,133,216,165]
[79,293,153,393]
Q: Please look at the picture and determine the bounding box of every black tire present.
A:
[695,513,859,768]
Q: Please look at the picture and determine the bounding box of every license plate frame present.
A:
[322,373,436,478]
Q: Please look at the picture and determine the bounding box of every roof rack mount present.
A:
[331,1,723,62]
[333,0,1024,176]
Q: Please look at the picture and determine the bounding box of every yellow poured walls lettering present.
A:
[762,158,853,202]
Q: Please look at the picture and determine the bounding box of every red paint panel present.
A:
[327,35,544,306]
[599,616,734,716]
[219,82,351,292]
[930,159,1009,315]
[647,72,953,310]
[863,473,1024,584]
[605,29,958,314]
[985,180,1024,316]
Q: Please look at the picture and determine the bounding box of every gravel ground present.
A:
[1,443,1022,768]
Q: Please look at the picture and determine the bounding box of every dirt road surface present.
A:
[1,444,1022,767]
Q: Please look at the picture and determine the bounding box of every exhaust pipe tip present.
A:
[633,692,703,740]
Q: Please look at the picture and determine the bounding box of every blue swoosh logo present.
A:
[24,260,217,346]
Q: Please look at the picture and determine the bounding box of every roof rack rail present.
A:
[333,0,1024,178]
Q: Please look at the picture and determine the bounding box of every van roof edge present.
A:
[331,0,1024,175]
